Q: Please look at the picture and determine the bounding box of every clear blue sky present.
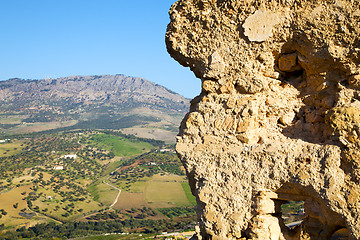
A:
[0,0,200,98]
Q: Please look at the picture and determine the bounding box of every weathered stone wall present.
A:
[166,0,360,239]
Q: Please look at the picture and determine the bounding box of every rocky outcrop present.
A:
[0,75,188,112]
[166,0,360,239]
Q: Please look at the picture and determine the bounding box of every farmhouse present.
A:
[159,149,174,153]
[53,166,64,170]
[63,154,77,159]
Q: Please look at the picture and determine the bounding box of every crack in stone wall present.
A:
[166,0,360,239]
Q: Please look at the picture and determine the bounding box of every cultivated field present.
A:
[113,174,193,210]
[114,192,147,209]
[145,174,190,208]
[0,115,28,124]
[7,120,78,134]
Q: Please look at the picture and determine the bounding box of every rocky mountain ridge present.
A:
[0,74,188,113]
[0,75,189,140]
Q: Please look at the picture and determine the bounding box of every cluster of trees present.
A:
[78,146,113,161]
[140,151,184,175]
[88,207,159,221]
[58,114,162,131]
[101,130,164,147]
[114,165,160,182]
[22,111,62,123]
[0,131,112,221]
[0,123,18,129]
[0,131,115,192]
[158,207,196,219]
[129,207,157,219]
[111,150,184,188]
[0,218,195,239]
[0,209,7,219]
[0,152,43,179]
[87,211,119,221]
[31,135,81,152]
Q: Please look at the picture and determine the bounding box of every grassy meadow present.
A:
[0,185,50,229]
[181,182,197,206]
[88,181,119,206]
[89,133,154,157]
[0,141,24,156]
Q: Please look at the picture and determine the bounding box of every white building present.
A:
[159,149,174,153]
[63,154,77,159]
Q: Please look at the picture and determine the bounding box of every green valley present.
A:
[0,130,196,239]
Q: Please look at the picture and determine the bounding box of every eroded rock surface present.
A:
[166,0,360,239]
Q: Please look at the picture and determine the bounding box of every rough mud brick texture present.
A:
[166,0,360,239]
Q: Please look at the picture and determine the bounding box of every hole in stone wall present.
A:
[275,183,350,239]
[284,69,304,78]
[330,228,351,240]
[281,69,305,89]
[280,201,306,229]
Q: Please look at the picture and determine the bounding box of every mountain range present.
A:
[0,74,189,142]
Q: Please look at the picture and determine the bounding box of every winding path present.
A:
[102,179,121,208]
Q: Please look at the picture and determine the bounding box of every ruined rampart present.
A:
[166,0,360,239]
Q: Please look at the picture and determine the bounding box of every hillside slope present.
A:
[0,75,189,141]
